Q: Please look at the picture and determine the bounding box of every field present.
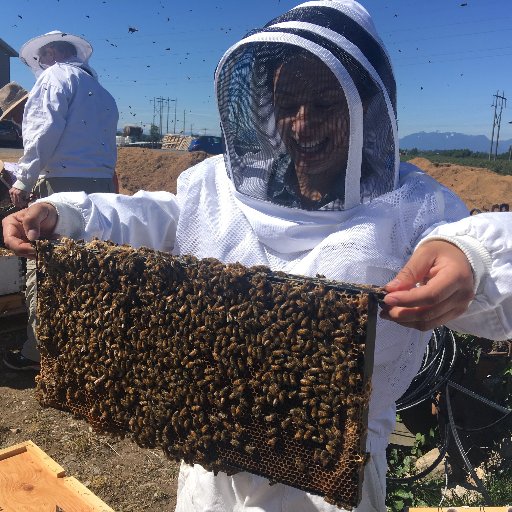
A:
[0,147,511,510]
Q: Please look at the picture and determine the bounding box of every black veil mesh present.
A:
[266,5,396,114]
[216,36,396,211]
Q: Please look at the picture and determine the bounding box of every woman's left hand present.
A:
[380,240,475,331]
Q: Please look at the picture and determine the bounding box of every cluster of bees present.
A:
[35,238,381,509]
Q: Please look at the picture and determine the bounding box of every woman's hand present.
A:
[2,202,59,258]
[381,240,475,331]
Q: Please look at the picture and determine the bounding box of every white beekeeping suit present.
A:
[37,1,512,511]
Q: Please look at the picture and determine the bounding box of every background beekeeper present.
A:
[3,31,119,372]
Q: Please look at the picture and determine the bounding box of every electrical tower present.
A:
[151,97,178,136]
[489,91,507,161]
[150,98,156,128]
[157,97,166,137]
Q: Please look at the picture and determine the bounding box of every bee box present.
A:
[0,254,24,296]
[0,292,25,317]
[35,238,382,510]
[0,440,114,511]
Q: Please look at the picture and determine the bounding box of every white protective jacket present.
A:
[45,158,512,511]
[14,59,118,193]
[39,1,512,510]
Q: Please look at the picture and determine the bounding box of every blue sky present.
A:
[4,0,512,139]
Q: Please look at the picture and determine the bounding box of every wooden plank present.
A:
[25,442,66,478]
[0,444,27,462]
[407,508,511,511]
[0,440,115,512]
[389,421,416,447]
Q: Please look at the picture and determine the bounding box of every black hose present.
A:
[445,383,492,504]
[390,327,512,496]
[396,327,457,411]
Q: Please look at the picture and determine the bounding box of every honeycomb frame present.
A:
[35,238,382,509]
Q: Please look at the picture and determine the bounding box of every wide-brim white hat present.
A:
[19,30,93,73]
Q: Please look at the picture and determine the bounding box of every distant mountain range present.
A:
[399,131,512,153]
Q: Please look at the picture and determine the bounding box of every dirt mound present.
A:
[2,148,510,212]
[116,148,210,195]
[114,149,512,212]
[409,157,512,211]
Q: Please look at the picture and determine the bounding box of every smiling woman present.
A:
[272,52,350,209]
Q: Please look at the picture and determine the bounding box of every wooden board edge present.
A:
[0,442,28,461]
[24,441,66,478]
[64,476,116,512]
[0,441,115,511]
[0,440,67,478]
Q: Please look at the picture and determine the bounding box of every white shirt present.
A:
[13,60,118,192]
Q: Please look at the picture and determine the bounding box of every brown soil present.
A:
[115,147,210,195]
[0,148,510,510]
[408,157,512,211]
[115,150,512,211]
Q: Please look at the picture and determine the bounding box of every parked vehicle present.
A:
[188,135,223,155]
[0,121,22,148]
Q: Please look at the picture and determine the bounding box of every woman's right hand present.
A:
[2,202,59,258]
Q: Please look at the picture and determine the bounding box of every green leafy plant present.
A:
[386,428,441,511]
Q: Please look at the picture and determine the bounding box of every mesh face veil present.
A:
[215,1,398,211]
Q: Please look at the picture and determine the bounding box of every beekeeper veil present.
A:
[215,1,398,211]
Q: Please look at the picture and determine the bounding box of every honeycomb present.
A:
[35,238,382,509]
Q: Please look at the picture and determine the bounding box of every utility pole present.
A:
[166,98,170,134]
[169,98,177,134]
[174,100,177,134]
[160,97,163,137]
[154,97,177,136]
[156,96,166,137]
[509,122,512,161]
[489,91,507,161]
[150,98,156,128]
[183,109,186,134]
